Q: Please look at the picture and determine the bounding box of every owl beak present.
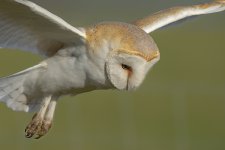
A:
[125,80,137,91]
[126,84,131,91]
[126,84,137,91]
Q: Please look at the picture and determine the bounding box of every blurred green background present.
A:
[0,0,225,150]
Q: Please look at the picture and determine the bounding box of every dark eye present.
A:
[121,64,132,71]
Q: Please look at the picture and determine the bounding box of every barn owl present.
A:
[0,0,224,139]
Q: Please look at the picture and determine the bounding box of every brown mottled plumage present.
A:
[86,22,159,61]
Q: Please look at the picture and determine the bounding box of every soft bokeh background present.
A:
[0,0,225,150]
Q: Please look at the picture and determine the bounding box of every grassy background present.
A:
[0,0,225,150]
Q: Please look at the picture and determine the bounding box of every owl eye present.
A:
[121,64,132,72]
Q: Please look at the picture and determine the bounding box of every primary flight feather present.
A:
[0,0,224,139]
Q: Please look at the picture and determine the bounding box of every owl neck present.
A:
[84,47,113,90]
[56,44,113,91]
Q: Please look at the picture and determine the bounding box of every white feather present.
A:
[134,1,225,33]
[14,0,86,38]
[0,0,86,56]
[0,63,47,112]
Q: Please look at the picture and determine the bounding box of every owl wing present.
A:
[133,1,225,33]
[0,0,86,57]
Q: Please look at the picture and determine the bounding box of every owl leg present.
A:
[25,96,52,138]
[35,100,57,139]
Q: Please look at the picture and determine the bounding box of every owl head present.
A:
[86,22,160,91]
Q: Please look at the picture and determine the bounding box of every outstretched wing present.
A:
[133,0,225,33]
[0,0,86,57]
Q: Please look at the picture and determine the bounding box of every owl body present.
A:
[22,22,159,107]
[23,44,108,102]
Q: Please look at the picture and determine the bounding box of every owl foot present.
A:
[25,113,42,138]
[25,97,57,139]
[35,121,52,139]
[25,114,52,139]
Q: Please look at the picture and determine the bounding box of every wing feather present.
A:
[133,1,225,33]
[0,0,86,56]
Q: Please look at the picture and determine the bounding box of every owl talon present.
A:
[25,132,33,138]
[25,120,52,139]
[25,115,43,138]
[35,121,52,139]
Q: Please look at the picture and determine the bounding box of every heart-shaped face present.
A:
[86,22,160,90]
[106,51,160,91]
